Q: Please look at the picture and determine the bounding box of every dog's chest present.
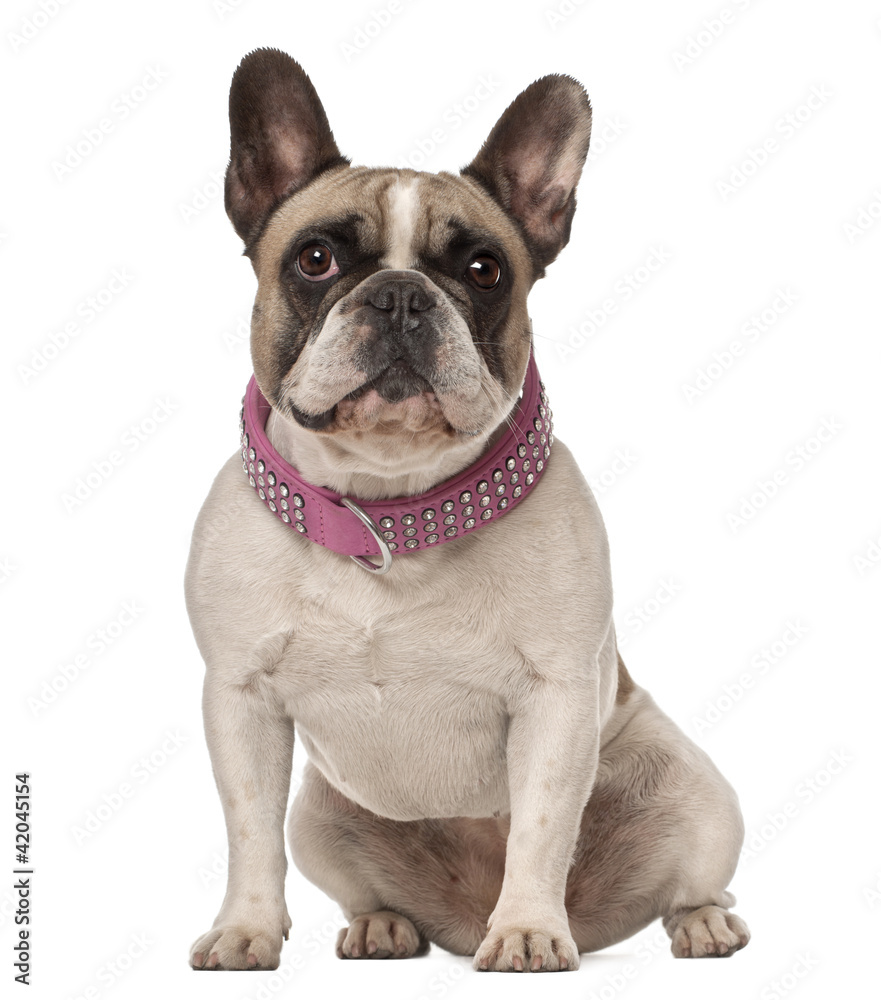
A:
[270,582,518,821]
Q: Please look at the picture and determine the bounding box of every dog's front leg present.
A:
[474,675,599,973]
[190,678,294,970]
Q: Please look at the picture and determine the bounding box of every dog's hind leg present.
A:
[564,685,750,958]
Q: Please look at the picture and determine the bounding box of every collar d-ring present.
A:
[341,497,393,574]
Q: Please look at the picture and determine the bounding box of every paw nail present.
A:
[367,941,378,954]
[207,952,219,969]
[531,955,543,970]
[247,953,258,967]
[513,956,523,971]
[193,952,203,967]
[560,957,568,970]
[351,945,360,957]
[397,943,407,954]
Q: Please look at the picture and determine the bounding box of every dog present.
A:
[187,48,750,973]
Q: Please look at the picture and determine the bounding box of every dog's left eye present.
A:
[465,254,501,290]
[297,243,340,281]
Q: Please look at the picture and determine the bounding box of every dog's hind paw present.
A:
[666,905,750,958]
[336,910,428,959]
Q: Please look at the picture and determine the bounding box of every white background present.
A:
[3,0,880,998]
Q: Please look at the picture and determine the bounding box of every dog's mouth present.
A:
[346,359,434,405]
[291,359,451,433]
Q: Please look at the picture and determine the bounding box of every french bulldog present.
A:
[187,48,749,973]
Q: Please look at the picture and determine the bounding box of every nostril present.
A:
[367,287,397,312]
[407,287,436,312]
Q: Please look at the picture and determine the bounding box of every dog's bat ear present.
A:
[462,75,591,273]
[225,49,349,248]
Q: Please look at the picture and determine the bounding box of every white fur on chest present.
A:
[186,440,618,822]
[263,569,524,819]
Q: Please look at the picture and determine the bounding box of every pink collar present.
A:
[239,352,553,573]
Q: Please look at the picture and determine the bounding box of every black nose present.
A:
[365,278,436,332]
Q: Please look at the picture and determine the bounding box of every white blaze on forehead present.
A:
[382,176,420,269]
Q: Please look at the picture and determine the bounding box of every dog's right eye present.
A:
[297,243,339,281]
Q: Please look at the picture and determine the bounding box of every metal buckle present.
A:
[341,498,393,575]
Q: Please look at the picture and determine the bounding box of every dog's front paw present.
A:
[190,914,290,970]
[473,922,579,972]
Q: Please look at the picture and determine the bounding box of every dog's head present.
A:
[226,49,590,484]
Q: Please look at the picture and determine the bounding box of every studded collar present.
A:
[239,352,553,573]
